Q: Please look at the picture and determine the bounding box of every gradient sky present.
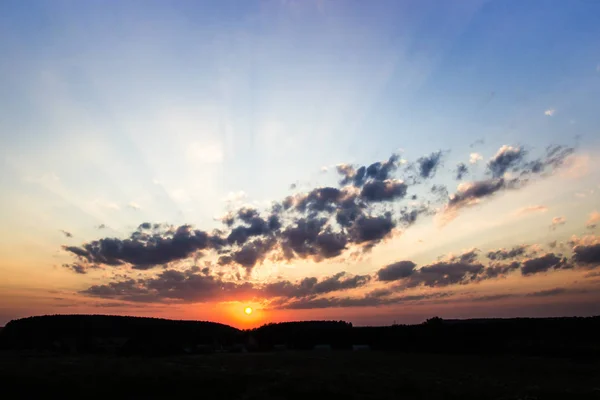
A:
[1,0,600,328]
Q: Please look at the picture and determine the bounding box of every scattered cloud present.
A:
[586,211,600,229]
[469,152,483,164]
[550,216,567,229]
[544,109,555,116]
[521,253,568,275]
[487,245,528,260]
[60,230,73,238]
[128,201,141,210]
[65,143,575,277]
[515,205,548,216]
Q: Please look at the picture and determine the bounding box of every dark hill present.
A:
[0,314,241,354]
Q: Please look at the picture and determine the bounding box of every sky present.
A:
[1,0,600,328]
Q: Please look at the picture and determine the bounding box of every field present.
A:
[1,351,599,399]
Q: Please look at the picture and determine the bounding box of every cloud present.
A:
[62,263,89,274]
[521,253,569,275]
[360,180,408,202]
[262,272,371,299]
[63,224,216,271]
[417,151,443,179]
[273,291,450,310]
[445,178,505,217]
[478,261,521,280]
[469,153,483,164]
[128,201,141,210]
[455,163,468,180]
[64,142,575,274]
[544,109,556,116]
[82,269,370,304]
[223,191,247,204]
[550,216,566,229]
[404,261,484,288]
[487,145,524,178]
[377,261,417,282]
[97,224,107,230]
[487,245,528,260]
[586,211,600,229]
[515,205,548,216]
[60,230,73,238]
[527,288,567,297]
[572,243,600,267]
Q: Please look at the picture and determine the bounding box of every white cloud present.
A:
[544,109,555,116]
[320,166,328,173]
[469,152,483,164]
[128,201,141,210]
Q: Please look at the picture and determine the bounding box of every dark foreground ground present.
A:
[1,351,599,399]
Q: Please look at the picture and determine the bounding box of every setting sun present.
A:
[244,307,253,315]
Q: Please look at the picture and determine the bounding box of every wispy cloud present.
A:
[128,201,141,210]
[515,205,548,216]
[544,109,555,116]
[60,229,73,238]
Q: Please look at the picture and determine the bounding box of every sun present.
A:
[244,307,253,315]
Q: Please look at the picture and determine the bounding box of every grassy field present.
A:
[0,351,599,399]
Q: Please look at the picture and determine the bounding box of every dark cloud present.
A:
[526,288,567,297]
[63,224,212,269]
[348,213,395,245]
[62,263,88,274]
[478,261,521,280]
[273,291,450,310]
[417,151,443,179]
[296,187,344,214]
[82,269,369,304]
[228,237,277,270]
[405,261,484,288]
[82,270,254,303]
[360,180,407,202]
[60,230,73,238]
[487,245,528,260]
[448,178,505,209]
[573,243,600,267]
[97,224,106,230]
[262,272,370,299]
[377,261,416,282]
[64,143,575,276]
[455,163,468,180]
[487,145,524,178]
[449,249,480,264]
[471,293,516,302]
[521,253,568,275]
[337,154,399,186]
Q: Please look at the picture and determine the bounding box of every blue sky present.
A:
[1,0,599,327]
